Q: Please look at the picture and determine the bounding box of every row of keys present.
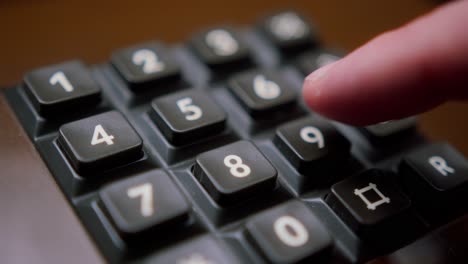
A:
[95,143,468,261]
[23,60,301,121]
[328,144,468,240]
[22,11,323,118]
[63,112,467,217]
[101,173,332,264]
[57,106,351,180]
[145,202,332,264]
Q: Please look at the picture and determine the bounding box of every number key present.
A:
[274,117,351,176]
[23,60,101,117]
[228,70,296,117]
[194,141,277,205]
[149,90,226,145]
[189,27,251,71]
[296,50,342,75]
[58,111,143,175]
[111,41,181,91]
[259,11,318,54]
[100,170,190,238]
[146,235,242,263]
[246,201,332,263]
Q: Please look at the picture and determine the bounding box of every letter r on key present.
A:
[428,156,455,176]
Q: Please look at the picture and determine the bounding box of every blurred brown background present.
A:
[1,0,467,155]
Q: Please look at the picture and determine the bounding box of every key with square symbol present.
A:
[149,90,226,145]
[400,143,468,205]
[259,11,317,53]
[145,235,242,263]
[100,170,190,239]
[274,117,351,175]
[23,60,101,117]
[327,169,411,239]
[228,70,296,117]
[246,200,332,263]
[194,141,277,205]
[58,111,143,175]
[189,27,251,71]
[111,41,181,91]
[296,50,342,75]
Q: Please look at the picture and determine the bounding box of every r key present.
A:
[399,143,468,207]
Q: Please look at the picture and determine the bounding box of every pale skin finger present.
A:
[302,0,468,126]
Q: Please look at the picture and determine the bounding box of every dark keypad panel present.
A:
[23,60,101,116]
[5,9,468,264]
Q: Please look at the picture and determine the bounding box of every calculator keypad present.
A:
[6,12,468,264]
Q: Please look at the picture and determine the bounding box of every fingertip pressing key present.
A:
[302,0,468,126]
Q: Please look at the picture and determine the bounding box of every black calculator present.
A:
[3,10,468,264]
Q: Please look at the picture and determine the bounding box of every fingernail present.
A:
[304,62,336,96]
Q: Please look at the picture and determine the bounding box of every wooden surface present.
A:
[0,95,103,263]
[0,1,467,263]
[1,0,467,156]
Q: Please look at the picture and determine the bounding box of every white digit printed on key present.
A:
[91,124,115,146]
[176,97,203,121]
[127,183,154,217]
[132,49,165,74]
[274,215,309,247]
[270,12,307,40]
[223,155,251,178]
[49,71,74,92]
[253,75,281,100]
[300,126,324,148]
[205,29,239,56]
